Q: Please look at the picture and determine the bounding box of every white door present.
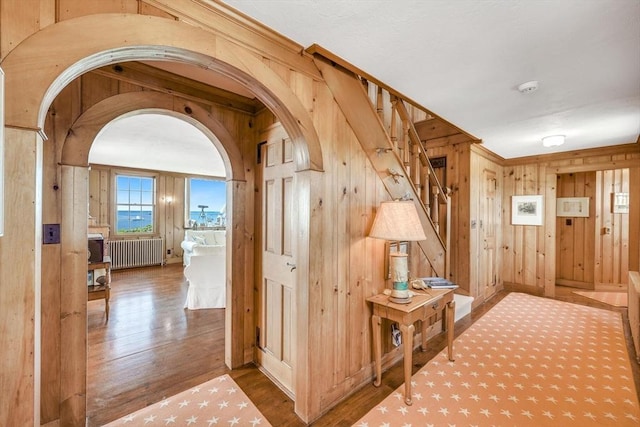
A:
[256,124,296,396]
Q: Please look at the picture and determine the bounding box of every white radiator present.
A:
[110,238,164,270]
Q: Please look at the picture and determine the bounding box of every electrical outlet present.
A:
[43,224,60,244]
[167,249,172,255]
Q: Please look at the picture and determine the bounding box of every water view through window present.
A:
[116,174,155,234]
[188,178,226,227]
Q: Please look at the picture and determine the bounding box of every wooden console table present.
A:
[367,288,455,405]
[88,256,111,321]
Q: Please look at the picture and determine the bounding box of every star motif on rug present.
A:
[102,374,271,426]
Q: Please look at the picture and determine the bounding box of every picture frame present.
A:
[612,192,629,214]
[385,240,408,279]
[556,197,589,217]
[87,270,94,287]
[511,195,544,226]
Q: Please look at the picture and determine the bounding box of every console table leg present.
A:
[372,314,382,387]
[446,300,455,361]
[400,322,414,405]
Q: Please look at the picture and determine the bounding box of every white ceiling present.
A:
[221,0,640,158]
[89,113,226,177]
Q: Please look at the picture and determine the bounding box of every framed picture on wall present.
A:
[612,192,629,214]
[511,195,544,226]
[556,197,590,217]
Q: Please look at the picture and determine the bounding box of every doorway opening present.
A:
[555,169,630,295]
[86,112,231,424]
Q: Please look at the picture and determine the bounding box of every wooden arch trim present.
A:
[61,91,245,182]
[1,13,323,172]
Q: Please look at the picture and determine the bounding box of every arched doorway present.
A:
[2,13,323,425]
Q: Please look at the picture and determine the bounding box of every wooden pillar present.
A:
[59,165,89,425]
[0,128,42,426]
[293,169,322,423]
[225,178,250,368]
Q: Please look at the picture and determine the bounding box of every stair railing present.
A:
[364,80,451,275]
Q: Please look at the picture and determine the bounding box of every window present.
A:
[186,178,226,228]
[116,174,155,234]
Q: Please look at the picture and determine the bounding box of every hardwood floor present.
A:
[87,265,640,426]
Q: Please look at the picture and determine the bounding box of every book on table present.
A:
[421,277,458,289]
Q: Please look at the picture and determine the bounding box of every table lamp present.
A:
[369,200,427,304]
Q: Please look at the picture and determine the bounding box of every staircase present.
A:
[312,50,459,277]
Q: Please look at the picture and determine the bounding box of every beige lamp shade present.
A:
[369,200,426,241]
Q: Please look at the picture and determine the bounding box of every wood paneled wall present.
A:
[594,168,630,286]
[424,142,503,307]
[502,146,639,295]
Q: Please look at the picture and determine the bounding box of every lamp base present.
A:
[389,280,412,304]
[389,295,412,304]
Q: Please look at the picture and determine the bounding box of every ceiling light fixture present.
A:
[518,80,538,93]
[542,135,565,147]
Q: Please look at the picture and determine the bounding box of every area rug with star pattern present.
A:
[355,292,640,427]
[102,374,271,426]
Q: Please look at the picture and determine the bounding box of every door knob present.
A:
[286,262,297,272]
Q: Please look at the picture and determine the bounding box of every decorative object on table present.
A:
[369,200,426,304]
[511,194,544,226]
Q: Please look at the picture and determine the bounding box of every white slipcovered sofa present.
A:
[184,245,226,309]
[180,229,226,266]
[181,229,227,310]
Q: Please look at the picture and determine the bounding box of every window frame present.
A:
[113,171,157,236]
[185,177,226,229]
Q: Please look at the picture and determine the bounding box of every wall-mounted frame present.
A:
[0,66,4,237]
[385,240,408,279]
[556,197,590,217]
[612,192,629,214]
[511,195,544,226]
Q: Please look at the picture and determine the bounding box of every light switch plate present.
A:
[43,224,60,244]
